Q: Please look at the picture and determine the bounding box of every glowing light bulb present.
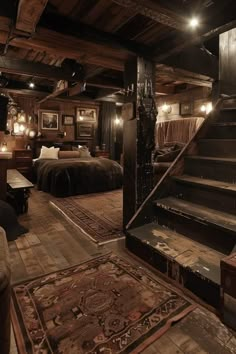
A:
[200,105,206,112]
[1,143,7,152]
[206,102,213,114]
[162,103,171,113]
[189,17,199,29]
[115,117,121,125]
[19,124,25,132]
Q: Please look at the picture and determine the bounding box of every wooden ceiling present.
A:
[0,0,235,102]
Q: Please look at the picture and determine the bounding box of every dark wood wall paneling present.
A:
[219,28,236,95]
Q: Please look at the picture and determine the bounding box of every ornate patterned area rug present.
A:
[11,253,196,354]
[50,189,124,245]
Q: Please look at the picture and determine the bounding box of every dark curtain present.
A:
[99,102,116,159]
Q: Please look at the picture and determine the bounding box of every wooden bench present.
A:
[7,169,34,214]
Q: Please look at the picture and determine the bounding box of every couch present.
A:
[0,226,11,354]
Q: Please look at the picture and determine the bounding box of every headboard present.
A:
[34,140,90,158]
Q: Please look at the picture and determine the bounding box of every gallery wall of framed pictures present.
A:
[37,104,99,149]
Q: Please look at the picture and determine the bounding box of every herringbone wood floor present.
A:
[9,189,236,354]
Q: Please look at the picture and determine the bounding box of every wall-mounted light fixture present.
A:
[1,142,7,152]
[200,102,213,115]
[162,103,172,114]
[115,116,122,125]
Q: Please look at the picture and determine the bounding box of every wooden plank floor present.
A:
[9,189,236,354]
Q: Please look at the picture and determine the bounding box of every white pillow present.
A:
[39,146,59,159]
[78,146,91,158]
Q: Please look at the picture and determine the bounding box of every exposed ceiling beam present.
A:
[163,46,218,80]
[155,84,175,95]
[68,77,123,97]
[68,83,85,97]
[5,79,51,93]
[0,87,48,97]
[155,19,236,63]
[87,77,123,91]
[156,65,213,88]
[0,17,126,71]
[0,78,50,97]
[157,87,211,105]
[37,80,68,103]
[95,89,125,102]
[16,0,48,33]
[40,12,152,58]
[0,56,83,81]
[111,0,184,31]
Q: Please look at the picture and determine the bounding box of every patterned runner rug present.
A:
[50,189,124,245]
[11,253,195,354]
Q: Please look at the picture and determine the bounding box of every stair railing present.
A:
[126,94,236,230]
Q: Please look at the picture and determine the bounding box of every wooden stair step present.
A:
[186,155,236,163]
[128,223,223,285]
[216,109,236,122]
[184,156,236,183]
[173,174,236,195]
[198,139,236,157]
[126,223,224,307]
[155,197,236,235]
[213,122,236,126]
[206,122,236,138]
[173,175,236,214]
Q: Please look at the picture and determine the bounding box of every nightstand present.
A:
[13,149,33,180]
[94,150,110,158]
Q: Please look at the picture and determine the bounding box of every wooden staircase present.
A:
[126,97,236,309]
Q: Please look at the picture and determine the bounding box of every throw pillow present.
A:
[78,146,91,158]
[58,151,81,159]
[38,146,59,159]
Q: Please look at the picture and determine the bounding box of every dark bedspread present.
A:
[34,157,123,197]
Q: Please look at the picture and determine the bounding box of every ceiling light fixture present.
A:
[189,17,199,29]
[29,82,35,88]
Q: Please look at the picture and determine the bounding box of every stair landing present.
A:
[126,223,225,307]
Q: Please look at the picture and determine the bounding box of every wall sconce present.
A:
[162,103,172,114]
[115,116,122,126]
[28,129,37,139]
[1,142,7,152]
[200,102,213,115]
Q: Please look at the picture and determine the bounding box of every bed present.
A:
[33,149,123,197]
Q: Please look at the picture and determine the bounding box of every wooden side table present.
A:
[13,149,33,180]
[7,169,34,214]
[94,150,110,158]
[0,152,13,200]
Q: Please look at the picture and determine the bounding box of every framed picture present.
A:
[179,102,193,116]
[76,107,97,122]
[40,110,59,130]
[77,122,94,137]
[62,114,74,125]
